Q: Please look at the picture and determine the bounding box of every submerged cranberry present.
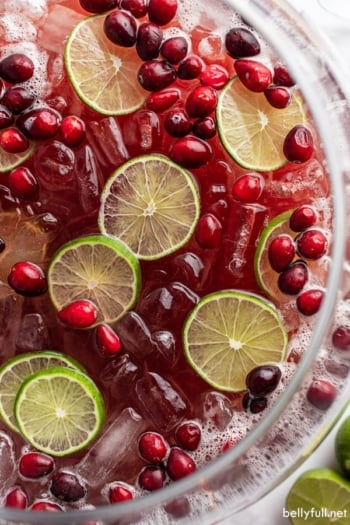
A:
[17,108,62,140]
[0,127,29,153]
[50,471,86,502]
[200,64,229,89]
[192,116,216,140]
[332,326,350,350]
[120,0,148,17]
[225,27,260,58]
[268,234,295,272]
[0,104,13,128]
[231,172,264,203]
[136,23,163,61]
[273,63,295,87]
[79,0,118,13]
[161,36,188,64]
[175,421,201,451]
[5,487,28,509]
[19,452,54,479]
[264,85,291,109]
[243,393,268,414]
[278,260,308,295]
[234,59,272,92]
[1,87,35,113]
[195,213,222,249]
[148,0,177,25]
[138,465,165,491]
[178,55,203,80]
[0,53,34,83]
[185,85,217,118]
[31,501,63,512]
[96,323,122,356]
[138,431,168,463]
[58,300,98,329]
[109,483,134,503]
[283,125,314,163]
[60,115,86,147]
[8,166,39,201]
[306,379,337,410]
[289,205,317,232]
[138,60,177,91]
[146,88,180,113]
[296,229,327,260]
[296,289,324,316]
[8,261,47,297]
[246,365,282,396]
[164,109,191,137]
[166,447,196,480]
[164,496,191,519]
[170,136,212,168]
[104,9,138,47]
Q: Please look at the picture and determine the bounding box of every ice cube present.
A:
[34,140,76,191]
[169,252,205,292]
[0,295,23,361]
[75,145,101,214]
[87,118,129,168]
[76,407,146,486]
[123,110,160,151]
[16,313,49,352]
[0,432,16,495]
[100,353,141,401]
[114,311,156,358]
[198,391,234,431]
[37,5,84,53]
[151,330,177,368]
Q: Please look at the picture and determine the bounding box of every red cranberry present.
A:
[8,261,47,297]
[104,9,138,47]
[175,421,201,451]
[161,36,188,64]
[5,487,28,509]
[0,79,5,98]
[8,166,39,201]
[268,234,295,272]
[332,326,350,350]
[96,323,122,356]
[164,497,191,518]
[60,115,86,147]
[17,108,62,140]
[178,54,204,80]
[170,136,212,168]
[109,483,133,503]
[185,85,217,118]
[166,447,196,480]
[296,289,324,316]
[306,379,337,410]
[296,229,327,260]
[1,87,35,113]
[264,85,291,109]
[50,471,86,502]
[0,127,29,153]
[138,465,165,491]
[120,0,148,17]
[138,60,177,91]
[58,300,98,329]
[79,0,118,13]
[195,213,222,249]
[0,54,34,83]
[164,109,191,137]
[192,116,216,139]
[278,260,308,295]
[138,431,168,463]
[273,63,295,87]
[0,104,13,128]
[0,237,5,253]
[246,365,282,397]
[231,172,264,202]
[283,125,314,163]
[148,0,177,25]
[19,452,54,479]
[289,205,317,232]
[200,64,229,89]
[146,88,180,113]
[136,23,163,61]
[225,27,260,58]
[243,393,268,413]
[31,501,63,512]
[234,59,272,92]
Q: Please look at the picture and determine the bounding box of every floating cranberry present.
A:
[138,465,165,491]
[225,27,260,58]
[161,36,188,64]
[5,487,28,509]
[166,447,196,480]
[283,125,314,163]
[264,85,291,109]
[148,0,177,25]
[50,471,86,502]
[0,237,5,253]
[296,289,324,316]
[295,229,327,260]
[306,379,337,410]
[268,234,295,273]
[31,501,63,512]
[8,261,47,297]
[195,213,222,249]
[234,59,272,92]
[178,54,204,80]
[19,452,54,479]
[192,116,216,139]
[96,323,122,356]
[278,260,308,295]
[200,64,229,90]
[0,127,29,153]
[17,108,62,140]
[246,365,282,397]
[146,88,180,113]
[0,104,13,128]
[104,9,138,47]
[289,205,317,232]
[138,60,176,91]
[60,115,86,147]
[1,87,35,113]
[79,0,118,13]
[185,85,217,118]
[8,166,39,201]
[120,0,148,17]
[170,136,212,168]
[164,109,191,137]
[164,497,191,519]
[242,392,268,413]
[58,300,98,329]
[136,22,163,61]
[273,63,295,87]
[138,431,168,463]
[0,53,34,83]
[175,421,201,451]
[109,483,133,503]
[231,172,264,202]
[332,326,350,350]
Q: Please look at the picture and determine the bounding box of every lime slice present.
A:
[48,234,141,325]
[217,77,306,171]
[99,154,200,260]
[0,351,84,433]
[65,14,146,115]
[0,142,35,173]
[14,366,105,456]
[286,468,350,524]
[183,290,287,392]
[336,416,350,478]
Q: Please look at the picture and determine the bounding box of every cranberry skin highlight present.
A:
[138,60,177,92]
[332,326,350,350]
[17,108,62,140]
[138,431,168,463]
[120,0,148,18]
[136,23,163,61]
[8,166,39,201]
[245,365,282,397]
[58,300,98,329]
[296,289,324,316]
[8,261,47,297]
[96,324,122,356]
[268,234,295,273]
[79,0,118,13]
[60,115,86,147]
[166,447,196,480]
[104,9,138,47]
[234,59,272,92]
[0,53,34,83]
[138,465,165,491]
[175,421,201,451]
[109,483,133,503]
[0,128,29,154]
[4,487,28,509]
[231,173,264,203]
[195,213,222,249]
[146,88,180,113]
[148,0,178,26]
[50,471,86,502]
[0,105,13,129]
[225,27,260,58]
[264,85,291,109]
[283,125,314,163]
[178,55,204,80]
[161,37,188,64]
[295,229,327,260]
[289,205,317,232]
[306,379,337,410]
[19,452,54,479]
[185,85,217,118]
[1,87,35,113]
[278,260,308,295]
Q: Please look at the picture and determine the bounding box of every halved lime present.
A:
[0,142,35,173]
[183,290,287,392]
[99,155,200,260]
[286,468,350,524]
[0,351,84,433]
[65,14,146,115]
[48,234,141,325]
[14,366,105,456]
[217,77,306,171]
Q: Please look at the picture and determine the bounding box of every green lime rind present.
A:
[0,142,35,173]
[183,290,288,392]
[14,366,105,457]
[0,351,84,433]
[286,468,350,525]
[48,234,141,325]
[99,154,201,261]
[336,416,350,478]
